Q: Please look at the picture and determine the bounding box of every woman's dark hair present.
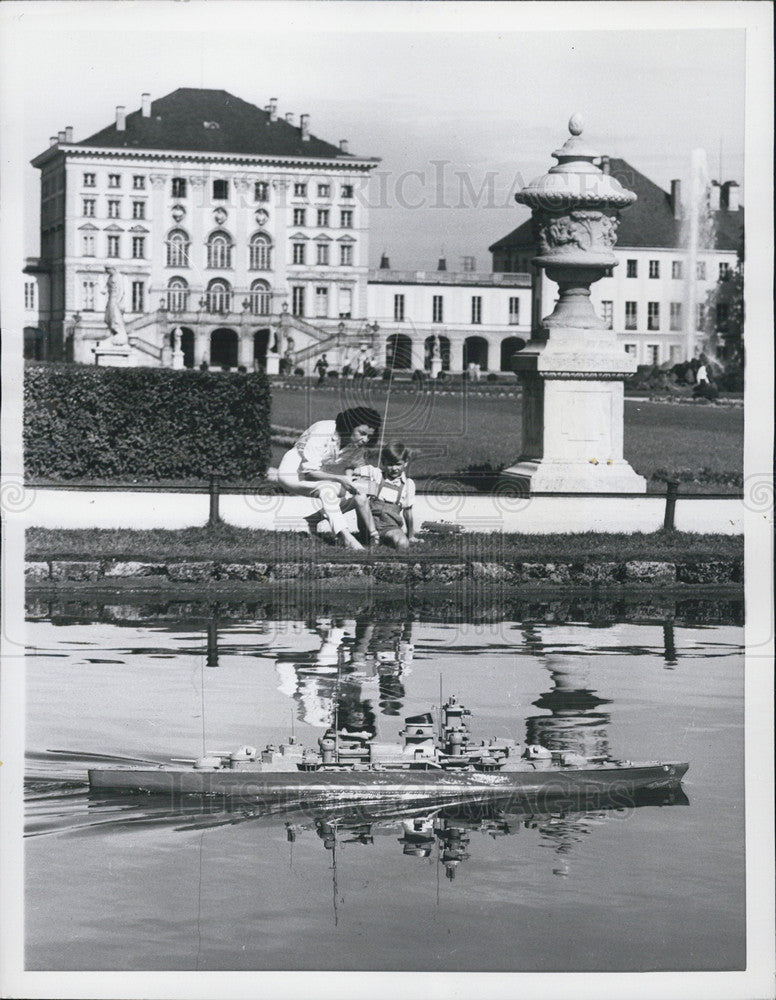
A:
[335,407,382,441]
[381,441,410,465]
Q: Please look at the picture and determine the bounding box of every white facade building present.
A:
[490,157,744,365]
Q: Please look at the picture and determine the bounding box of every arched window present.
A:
[206,278,231,314]
[167,276,189,313]
[463,335,489,371]
[166,229,190,268]
[385,333,413,370]
[207,230,233,269]
[500,336,526,371]
[249,232,272,271]
[248,280,271,316]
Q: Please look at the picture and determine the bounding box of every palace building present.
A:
[490,156,744,365]
[25,88,533,373]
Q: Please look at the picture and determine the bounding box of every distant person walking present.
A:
[315,354,329,385]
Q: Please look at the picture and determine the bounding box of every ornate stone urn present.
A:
[501,115,647,493]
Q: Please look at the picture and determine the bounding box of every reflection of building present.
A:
[525,661,612,760]
[490,157,744,365]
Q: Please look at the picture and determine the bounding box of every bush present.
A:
[486,372,498,383]
[293,367,305,377]
[381,369,392,381]
[436,370,448,381]
[411,369,427,382]
[24,363,271,481]
[327,370,339,380]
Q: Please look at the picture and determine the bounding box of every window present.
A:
[626,259,637,278]
[292,285,305,317]
[601,300,613,329]
[207,230,232,268]
[83,198,96,217]
[340,209,353,228]
[249,233,272,270]
[649,260,660,278]
[339,243,353,266]
[131,280,145,312]
[317,209,330,227]
[213,179,229,200]
[719,262,730,279]
[108,174,121,188]
[647,301,660,331]
[82,279,96,310]
[132,175,145,190]
[107,234,120,258]
[647,344,659,366]
[696,261,706,280]
[83,172,96,187]
[317,184,330,198]
[508,297,520,325]
[671,260,683,280]
[341,184,354,198]
[254,181,269,202]
[669,302,682,331]
[471,296,482,324]
[132,236,145,259]
[167,277,189,313]
[624,343,637,357]
[696,303,706,330]
[338,286,352,318]
[132,201,146,220]
[166,229,190,268]
[293,208,306,226]
[716,303,729,332]
[108,200,121,219]
[24,282,35,309]
[172,177,187,198]
[294,182,307,197]
[394,294,405,321]
[206,279,231,314]
[625,301,637,329]
[82,233,95,256]
[249,280,271,316]
[432,295,444,323]
[316,243,329,266]
[293,242,306,265]
[315,286,329,318]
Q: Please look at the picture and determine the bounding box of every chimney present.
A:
[670,179,682,220]
[285,112,294,124]
[437,257,447,272]
[49,135,58,147]
[722,180,740,212]
[339,139,349,154]
[141,92,151,117]
[300,114,310,141]
[58,130,66,143]
[65,126,73,142]
[116,106,126,131]
[709,180,721,212]
[599,155,610,175]
[269,98,278,122]
[380,252,390,269]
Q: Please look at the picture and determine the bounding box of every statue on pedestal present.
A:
[104,267,129,346]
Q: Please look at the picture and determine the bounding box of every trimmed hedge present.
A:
[24,363,271,481]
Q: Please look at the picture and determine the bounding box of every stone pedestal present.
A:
[502,326,646,492]
[430,357,443,379]
[265,353,280,375]
[92,344,133,367]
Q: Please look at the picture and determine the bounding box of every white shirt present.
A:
[354,465,415,508]
[278,420,341,475]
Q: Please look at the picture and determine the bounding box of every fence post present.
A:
[208,475,221,527]
[663,478,679,531]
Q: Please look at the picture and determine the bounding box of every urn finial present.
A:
[568,113,584,136]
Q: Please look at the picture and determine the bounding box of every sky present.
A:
[3,2,749,271]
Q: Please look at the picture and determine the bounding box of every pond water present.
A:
[24,599,745,972]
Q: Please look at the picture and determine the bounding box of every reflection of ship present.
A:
[88,696,688,801]
[275,614,414,729]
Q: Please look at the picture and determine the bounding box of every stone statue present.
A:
[104,267,129,345]
[172,326,182,353]
[430,334,440,360]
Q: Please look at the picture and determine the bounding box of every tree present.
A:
[702,236,744,365]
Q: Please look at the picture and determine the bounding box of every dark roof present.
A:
[489,157,743,254]
[76,88,372,161]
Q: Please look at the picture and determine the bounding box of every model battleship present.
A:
[87,697,688,802]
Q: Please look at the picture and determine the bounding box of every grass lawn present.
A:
[269,385,743,492]
[27,525,743,564]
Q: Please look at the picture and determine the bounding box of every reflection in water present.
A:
[274,612,414,731]
[663,623,678,668]
[526,660,612,760]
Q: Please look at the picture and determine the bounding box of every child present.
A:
[356,442,416,550]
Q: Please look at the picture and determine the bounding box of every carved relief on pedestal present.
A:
[536,210,620,258]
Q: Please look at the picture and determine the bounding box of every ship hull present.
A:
[88,762,688,805]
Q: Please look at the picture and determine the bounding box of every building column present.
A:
[449,336,465,373]
[195,327,209,367]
